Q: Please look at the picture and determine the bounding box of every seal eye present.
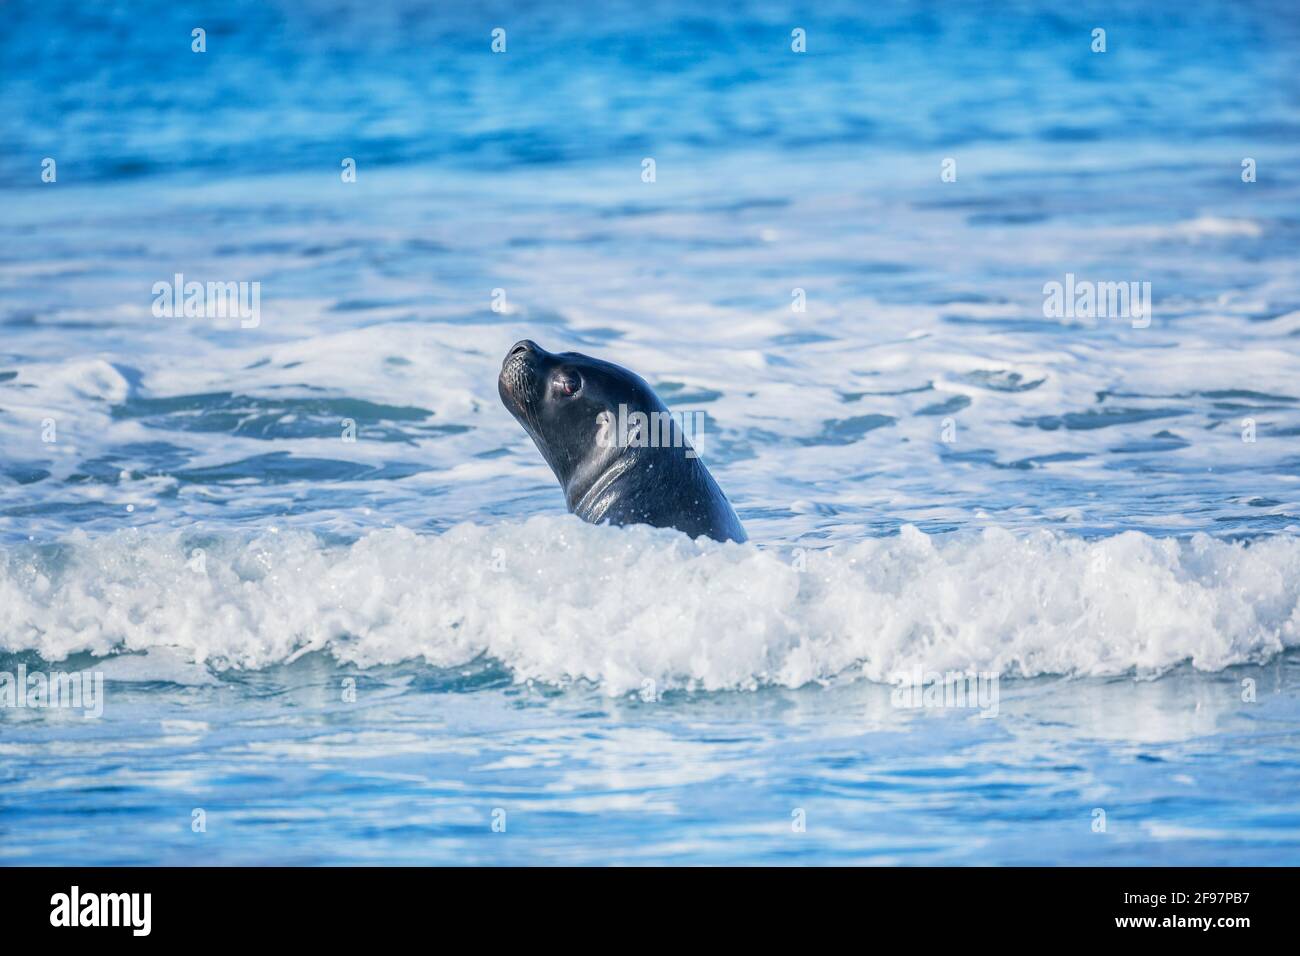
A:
[552,370,582,397]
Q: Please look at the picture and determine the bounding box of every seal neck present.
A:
[568,449,639,518]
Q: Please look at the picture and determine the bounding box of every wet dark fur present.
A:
[498,340,747,543]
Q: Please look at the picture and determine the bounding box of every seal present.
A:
[498,339,747,543]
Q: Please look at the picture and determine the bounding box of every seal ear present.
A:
[624,410,649,448]
[594,409,616,450]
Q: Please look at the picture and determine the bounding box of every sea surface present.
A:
[2,0,1300,864]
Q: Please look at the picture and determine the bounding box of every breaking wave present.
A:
[2,518,1297,695]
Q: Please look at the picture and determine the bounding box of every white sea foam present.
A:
[5,147,1300,548]
[2,519,1296,695]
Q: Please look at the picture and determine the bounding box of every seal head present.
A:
[498,340,747,543]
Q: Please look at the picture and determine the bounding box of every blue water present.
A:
[2,0,1300,864]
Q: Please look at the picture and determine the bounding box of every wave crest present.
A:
[2,519,1297,694]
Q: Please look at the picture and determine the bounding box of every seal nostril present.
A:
[508,340,537,358]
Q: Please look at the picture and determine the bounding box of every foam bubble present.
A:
[2,519,1296,695]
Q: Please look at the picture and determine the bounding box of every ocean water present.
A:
[3,0,1300,864]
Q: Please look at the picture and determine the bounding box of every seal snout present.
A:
[499,339,546,417]
[507,339,538,361]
